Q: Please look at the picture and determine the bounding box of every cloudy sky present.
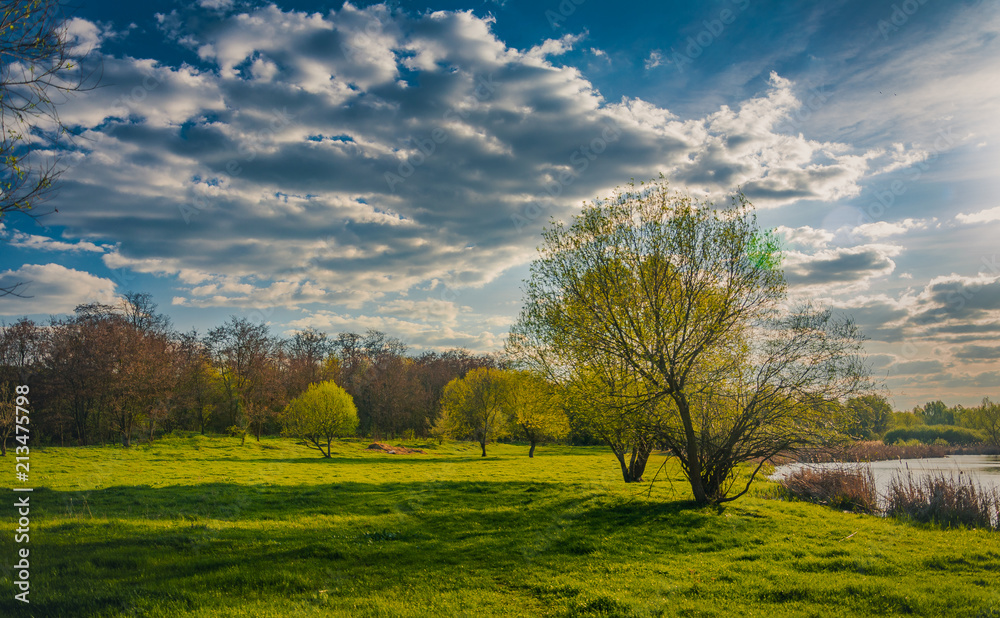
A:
[1,0,998,408]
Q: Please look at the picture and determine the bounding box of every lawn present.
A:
[1,434,998,617]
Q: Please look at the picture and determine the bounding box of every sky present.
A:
[1,0,998,409]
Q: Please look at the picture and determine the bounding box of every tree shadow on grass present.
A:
[5,480,775,617]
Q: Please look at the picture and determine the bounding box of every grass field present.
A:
[2,434,998,617]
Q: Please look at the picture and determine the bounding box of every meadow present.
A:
[2,434,998,617]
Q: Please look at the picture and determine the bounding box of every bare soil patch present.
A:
[366,442,425,454]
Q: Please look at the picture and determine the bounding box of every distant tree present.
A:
[172,330,223,435]
[206,317,277,444]
[504,370,569,457]
[334,330,419,438]
[120,292,171,334]
[845,394,893,440]
[971,397,1000,448]
[0,318,42,452]
[285,327,334,397]
[921,400,952,425]
[435,367,511,457]
[280,380,358,458]
[412,349,495,436]
[509,180,870,504]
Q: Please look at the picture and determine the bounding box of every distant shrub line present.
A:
[883,425,985,446]
[786,440,999,464]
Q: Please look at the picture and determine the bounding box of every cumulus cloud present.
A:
[849,218,932,241]
[0,264,119,315]
[784,244,901,291]
[956,206,1000,225]
[47,5,916,319]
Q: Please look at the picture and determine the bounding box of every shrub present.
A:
[883,425,985,446]
[778,466,879,514]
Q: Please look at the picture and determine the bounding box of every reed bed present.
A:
[885,472,1000,530]
[777,466,1000,531]
[778,466,880,514]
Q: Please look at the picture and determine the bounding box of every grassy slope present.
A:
[1,434,998,617]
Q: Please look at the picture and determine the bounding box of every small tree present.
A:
[504,370,569,457]
[435,367,510,457]
[280,380,358,458]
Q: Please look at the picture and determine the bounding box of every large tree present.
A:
[510,180,870,504]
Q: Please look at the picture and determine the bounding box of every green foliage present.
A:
[921,400,953,425]
[965,397,1000,447]
[280,380,358,457]
[845,394,893,439]
[889,411,924,430]
[504,370,569,456]
[883,425,985,446]
[434,367,511,456]
[3,436,999,617]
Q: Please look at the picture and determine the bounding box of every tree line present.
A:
[0,293,495,448]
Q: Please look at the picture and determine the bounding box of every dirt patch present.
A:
[366,442,424,455]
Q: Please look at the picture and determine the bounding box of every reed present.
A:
[778,466,880,514]
[885,471,999,531]
[777,465,1000,531]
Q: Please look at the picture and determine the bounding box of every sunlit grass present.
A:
[1,433,998,617]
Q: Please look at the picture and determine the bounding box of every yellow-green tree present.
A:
[435,367,510,457]
[280,380,358,457]
[509,179,871,504]
[504,370,569,457]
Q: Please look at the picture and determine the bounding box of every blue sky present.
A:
[1,0,999,408]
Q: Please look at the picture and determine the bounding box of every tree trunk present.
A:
[613,445,650,482]
[528,441,536,458]
[677,397,708,504]
[480,441,487,457]
[1,438,6,456]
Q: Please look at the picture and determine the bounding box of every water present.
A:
[772,455,1000,495]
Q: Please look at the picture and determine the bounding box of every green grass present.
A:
[2,433,998,617]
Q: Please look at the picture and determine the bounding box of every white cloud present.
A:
[956,206,1000,225]
[849,218,931,241]
[644,50,663,69]
[0,264,118,315]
